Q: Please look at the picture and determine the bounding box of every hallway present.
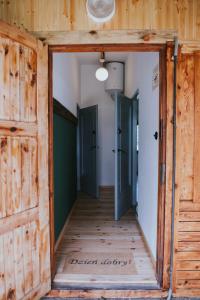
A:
[53,188,157,288]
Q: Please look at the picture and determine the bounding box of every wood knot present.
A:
[19,46,23,55]
[7,288,15,299]
[10,127,17,132]
[39,37,46,42]
[4,45,9,55]
[89,30,97,35]
[9,71,13,77]
[1,138,7,148]
[23,146,29,152]
[141,32,156,42]
[132,0,139,4]
[15,71,19,77]
[31,73,37,86]
[27,62,32,70]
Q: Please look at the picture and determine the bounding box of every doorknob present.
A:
[118,148,127,153]
[90,145,96,150]
[118,128,122,134]
[112,149,126,153]
[154,131,158,140]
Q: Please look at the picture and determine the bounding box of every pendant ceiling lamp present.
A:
[95,52,108,82]
[86,0,115,23]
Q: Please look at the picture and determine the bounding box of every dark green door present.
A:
[132,92,139,209]
[115,93,133,220]
[80,105,99,198]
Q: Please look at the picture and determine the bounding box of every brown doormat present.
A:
[63,252,137,275]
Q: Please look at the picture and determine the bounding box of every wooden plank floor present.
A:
[53,189,157,287]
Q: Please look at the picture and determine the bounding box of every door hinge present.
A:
[160,163,166,184]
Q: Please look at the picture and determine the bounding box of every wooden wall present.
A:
[171,50,200,297]
[0,0,200,42]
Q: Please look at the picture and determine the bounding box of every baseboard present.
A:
[136,218,156,270]
[44,288,166,299]
[54,200,77,252]
[99,185,114,191]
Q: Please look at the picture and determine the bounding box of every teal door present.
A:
[115,93,133,220]
[132,92,139,210]
[80,105,99,198]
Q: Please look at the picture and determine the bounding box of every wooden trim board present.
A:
[49,43,165,53]
[48,50,56,279]
[54,201,77,252]
[136,218,156,271]
[53,98,78,125]
[0,19,37,50]
[46,288,167,299]
[33,29,176,46]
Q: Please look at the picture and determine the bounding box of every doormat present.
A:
[63,252,137,275]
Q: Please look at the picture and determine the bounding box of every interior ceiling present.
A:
[75,52,130,64]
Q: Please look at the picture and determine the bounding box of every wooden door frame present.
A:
[48,43,167,288]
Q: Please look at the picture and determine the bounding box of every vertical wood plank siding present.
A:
[175,51,200,294]
[0,0,200,42]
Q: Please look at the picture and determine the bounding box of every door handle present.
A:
[112,148,127,153]
[154,131,158,140]
[118,148,127,153]
[90,145,96,150]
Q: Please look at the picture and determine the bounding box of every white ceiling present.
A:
[74,52,130,65]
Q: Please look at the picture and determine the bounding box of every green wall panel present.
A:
[53,112,77,241]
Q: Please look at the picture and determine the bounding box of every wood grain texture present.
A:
[193,52,200,202]
[46,289,167,299]
[54,192,157,287]
[36,40,51,297]
[162,44,173,289]
[0,0,200,43]
[36,30,176,46]
[174,52,200,293]
[177,53,194,201]
[0,20,50,299]
[1,10,200,298]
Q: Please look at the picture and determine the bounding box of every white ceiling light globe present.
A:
[95,67,109,81]
[86,0,115,23]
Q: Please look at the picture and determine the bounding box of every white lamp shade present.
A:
[95,67,109,81]
[86,0,115,23]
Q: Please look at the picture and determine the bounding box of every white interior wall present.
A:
[125,52,159,260]
[53,53,80,116]
[80,64,115,186]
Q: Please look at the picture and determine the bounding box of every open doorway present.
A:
[49,45,166,289]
